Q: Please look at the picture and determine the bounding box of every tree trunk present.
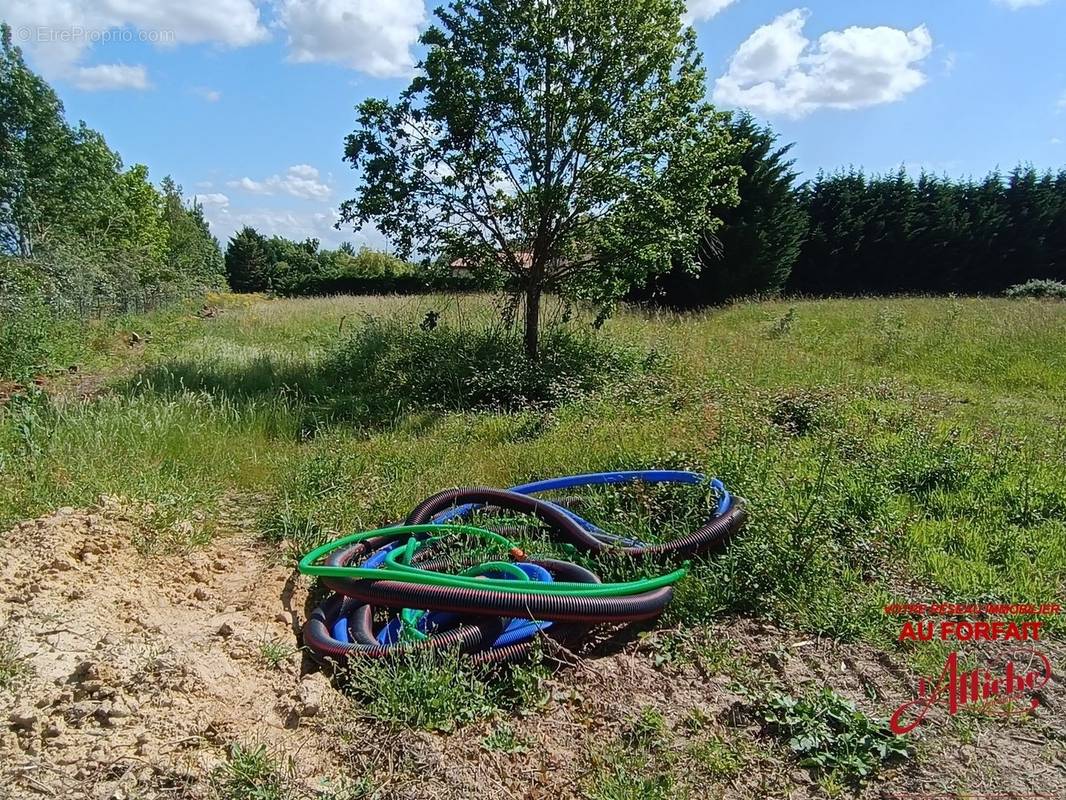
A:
[523,285,541,361]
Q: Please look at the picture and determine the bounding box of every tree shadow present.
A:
[116,355,448,437]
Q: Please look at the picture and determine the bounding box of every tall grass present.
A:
[0,294,1062,651]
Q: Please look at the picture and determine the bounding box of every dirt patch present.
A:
[0,500,348,799]
[375,620,1065,799]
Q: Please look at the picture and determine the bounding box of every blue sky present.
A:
[2,0,1064,249]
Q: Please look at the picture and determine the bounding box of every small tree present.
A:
[224,226,271,293]
[340,0,740,358]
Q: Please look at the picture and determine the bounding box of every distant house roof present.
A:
[449,251,534,272]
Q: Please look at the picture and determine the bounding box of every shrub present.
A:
[319,318,642,423]
[1005,279,1066,299]
[0,261,70,379]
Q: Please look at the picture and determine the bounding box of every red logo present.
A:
[890,650,1051,734]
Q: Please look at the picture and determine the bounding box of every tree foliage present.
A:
[790,166,1066,295]
[633,113,806,306]
[340,0,740,356]
[224,228,429,296]
[0,23,224,317]
[224,226,272,293]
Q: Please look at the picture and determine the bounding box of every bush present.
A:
[319,317,642,423]
[0,262,65,379]
[1005,278,1066,299]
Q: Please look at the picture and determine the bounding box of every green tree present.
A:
[225,226,271,293]
[265,235,322,296]
[635,114,805,305]
[0,23,72,256]
[106,164,168,276]
[710,114,805,300]
[340,0,740,357]
[160,176,225,291]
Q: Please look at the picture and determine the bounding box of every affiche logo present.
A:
[883,602,1058,735]
[889,649,1051,734]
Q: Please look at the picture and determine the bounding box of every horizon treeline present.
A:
[636,117,1066,307]
[790,165,1066,296]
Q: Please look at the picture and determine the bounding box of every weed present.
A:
[767,306,797,339]
[259,639,298,670]
[872,307,907,355]
[686,734,744,779]
[1005,278,1066,299]
[0,637,30,692]
[817,769,848,798]
[481,724,528,753]
[622,706,668,751]
[319,316,642,423]
[585,763,681,800]
[750,686,909,782]
[212,743,292,800]
[586,708,684,800]
[130,496,214,554]
[314,778,374,800]
[769,389,828,436]
[636,628,735,676]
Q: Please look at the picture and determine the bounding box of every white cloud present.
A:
[193,87,223,102]
[683,0,739,24]
[194,193,230,207]
[1052,137,1063,145]
[71,64,150,91]
[713,9,933,118]
[3,0,267,87]
[278,0,426,77]
[200,203,375,249]
[1057,91,1066,111]
[227,165,332,201]
[993,0,1049,8]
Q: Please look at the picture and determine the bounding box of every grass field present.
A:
[1,293,1064,796]
[3,294,1065,634]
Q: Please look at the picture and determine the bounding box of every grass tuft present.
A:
[0,637,30,692]
[339,647,548,732]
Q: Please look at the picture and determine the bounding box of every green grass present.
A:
[258,639,299,670]
[584,705,762,799]
[1,293,1063,667]
[339,647,547,732]
[212,742,372,800]
[212,743,292,800]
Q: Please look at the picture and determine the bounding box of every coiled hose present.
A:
[300,471,745,664]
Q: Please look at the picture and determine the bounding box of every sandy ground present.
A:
[1,501,1064,799]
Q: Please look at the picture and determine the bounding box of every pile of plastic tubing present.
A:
[299,470,746,664]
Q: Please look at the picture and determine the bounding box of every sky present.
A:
[2,0,1065,249]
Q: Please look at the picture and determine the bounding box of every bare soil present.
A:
[2,502,1064,799]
